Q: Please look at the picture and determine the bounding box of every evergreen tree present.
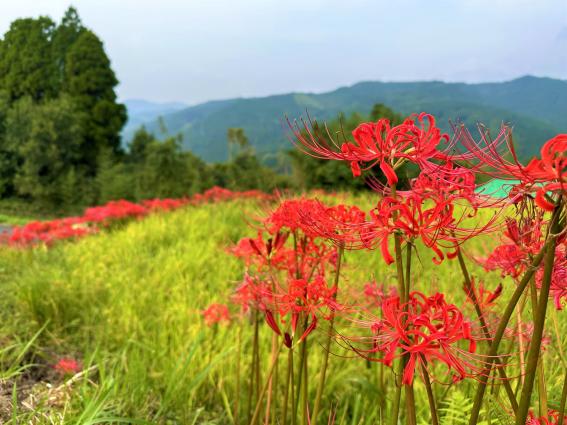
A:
[128,126,155,163]
[0,17,58,102]
[52,6,85,90]
[137,138,198,199]
[4,96,86,206]
[64,29,127,174]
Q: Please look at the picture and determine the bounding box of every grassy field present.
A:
[0,196,564,424]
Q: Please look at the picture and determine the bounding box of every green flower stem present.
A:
[248,312,260,424]
[390,184,409,425]
[403,242,416,425]
[420,359,439,425]
[391,231,406,425]
[281,348,294,425]
[311,244,344,423]
[558,368,567,425]
[468,224,559,425]
[455,246,518,413]
[529,277,548,419]
[235,321,242,425]
[515,202,562,425]
[249,341,284,425]
[293,317,309,424]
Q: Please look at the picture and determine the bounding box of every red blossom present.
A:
[463,280,503,311]
[291,113,450,185]
[527,409,567,425]
[54,357,81,375]
[202,303,231,326]
[345,291,480,385]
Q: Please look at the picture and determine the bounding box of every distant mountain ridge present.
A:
[123,99,187,136]
[123,76,567,162]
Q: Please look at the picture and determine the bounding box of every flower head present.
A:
[54,357,81,375]
[202,303,231,326]
[346,291,480,385]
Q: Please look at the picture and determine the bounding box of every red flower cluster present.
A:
[527,409,567,425]
[190,186,272,204]
[8,217,93,246]
[84,200,149,224]
[53,357,81,375]
[230,197,347,347]
[202,303,231,326]
[348,291,479,385]
[6,187,273,248]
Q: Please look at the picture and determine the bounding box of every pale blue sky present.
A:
[1,0,566,104]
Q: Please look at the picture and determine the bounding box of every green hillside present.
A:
[125,76,567,162]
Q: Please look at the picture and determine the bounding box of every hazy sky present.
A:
[1,0,566,104]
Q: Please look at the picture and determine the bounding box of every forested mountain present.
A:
[126,76,567,162]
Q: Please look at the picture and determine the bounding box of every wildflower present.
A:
[463,279,503,311]
[362,282,397,308]
[480,243,527,278]
[54,357,81,375]
[261,275,340,344]
[291,113,449,185]
[202,303,231,326]
[526,409,567,425]
[346,291,480,385]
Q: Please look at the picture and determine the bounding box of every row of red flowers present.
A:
[4,186,271,247]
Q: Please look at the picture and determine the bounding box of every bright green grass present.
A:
[0,197,564,424]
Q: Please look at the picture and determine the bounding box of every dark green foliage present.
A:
[52,6,85,90]
[64,29,126,171]
[128,126,154,164]
[0,7,130,212]
[0,17,58,102]
[3,96,89,207]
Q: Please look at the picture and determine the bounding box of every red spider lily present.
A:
[480,243,528,279]
[505,322,552,352]
[202,303,231,326]
[410,162,477,203]
[5,187,274,249]
[296,202,367,243]
[230,231,290,270]
[54,357,81,375]
[262,275,340,344]
[504,217,545,253]
[525,135,567,210]
[362,282,398,308]
[190,186,272,204]
[231,274,273,314]
[526,409,567,425]
[463,279,503,311]
[265,198,324,236]
[363,193,461,264]
[291,113,450,185]
[446,123,536,183]
[84,200,148,224]
[7,217,94,247]
[142,198,188,211]
[345,291,481,385]
[451,126,567,210]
